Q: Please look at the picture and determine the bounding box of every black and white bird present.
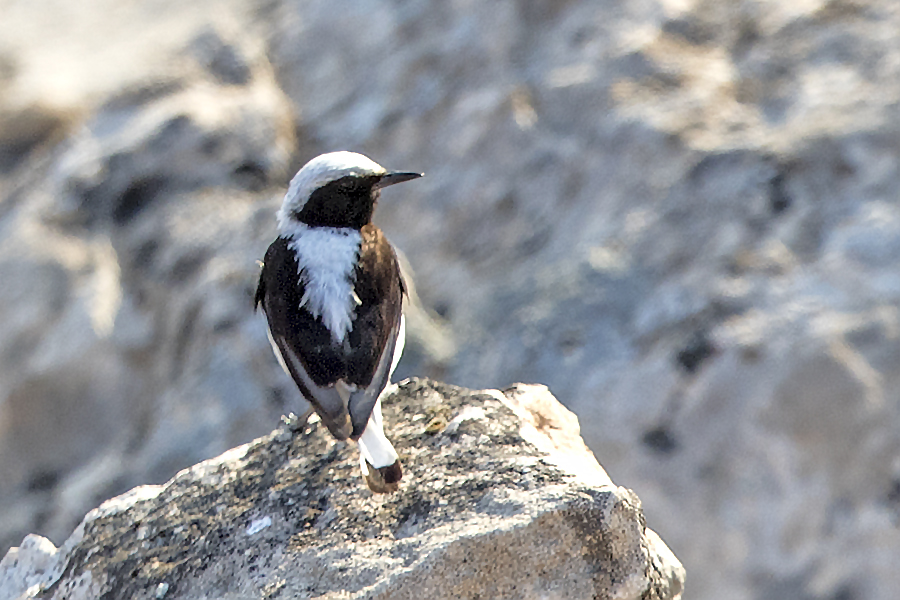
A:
[255,151,421,493]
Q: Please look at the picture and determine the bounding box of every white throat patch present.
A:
[287,224,362,343]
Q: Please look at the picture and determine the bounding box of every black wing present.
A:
[344,224,405,439]
[256,237,352,439]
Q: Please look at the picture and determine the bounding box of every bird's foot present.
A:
[362,459,402,494]
[280,411,313,434]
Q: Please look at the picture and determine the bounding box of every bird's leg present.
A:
[357,397,402,493]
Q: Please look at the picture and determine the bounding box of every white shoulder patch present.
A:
[288,225,362,343]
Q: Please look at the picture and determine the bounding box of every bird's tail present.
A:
[357,397,402,493]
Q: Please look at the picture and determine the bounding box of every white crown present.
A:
[277,152,386,233]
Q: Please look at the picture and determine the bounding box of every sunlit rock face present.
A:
[0,379,684,600]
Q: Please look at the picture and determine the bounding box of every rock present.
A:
[0,18,298,556]
[0,379,684,600]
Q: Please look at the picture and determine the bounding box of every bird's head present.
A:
[277,151,421,233]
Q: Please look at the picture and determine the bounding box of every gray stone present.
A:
[0,379,684,600]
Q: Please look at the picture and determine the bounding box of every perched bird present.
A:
[255,151,421,493]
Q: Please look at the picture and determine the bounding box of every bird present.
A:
[255,151,421,493]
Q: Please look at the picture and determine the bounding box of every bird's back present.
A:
[255,225,404,439]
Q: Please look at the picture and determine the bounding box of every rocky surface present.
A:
[0,379,684,600]
[1,1,900,599]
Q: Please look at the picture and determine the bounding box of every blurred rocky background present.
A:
[0,0,898,598]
